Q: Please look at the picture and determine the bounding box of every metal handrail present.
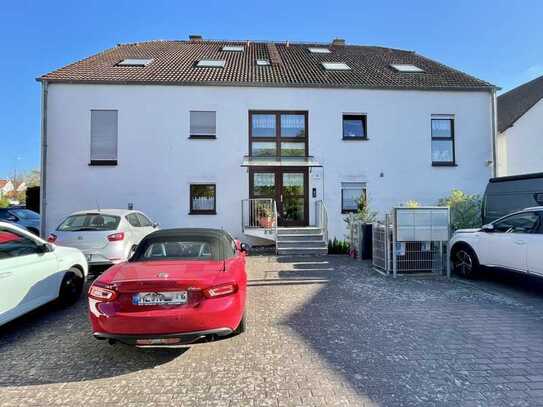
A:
[315,200,328,244]
[273,200,278,253]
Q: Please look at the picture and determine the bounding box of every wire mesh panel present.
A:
[394,241,446,274]
[391,207,450,276]
[372,222,387,270]
[372,214,391,272]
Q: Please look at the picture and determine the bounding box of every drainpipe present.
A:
[40,81,48,237]
[490,87,498,177]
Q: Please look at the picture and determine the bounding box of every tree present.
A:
[437,189,482,231]
[22,169,40,187]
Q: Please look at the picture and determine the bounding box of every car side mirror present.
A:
[37,243,53,253]
[152,222,159,229]
[240,242,250,254]
[481,224,494,232]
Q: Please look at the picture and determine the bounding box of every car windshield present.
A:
[9,209,40,220]
[57,214,120,231]
[132,233,235,262]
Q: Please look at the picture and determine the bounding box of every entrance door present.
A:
[249,168,308,227]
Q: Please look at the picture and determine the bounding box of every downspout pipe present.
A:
[40,81,48,237]
[490,87,498,177]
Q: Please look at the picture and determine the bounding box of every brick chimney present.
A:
[331,38,346,47]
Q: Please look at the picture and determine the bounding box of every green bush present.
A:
[328,238,350,254]
[437,189,482,231]
[0,197,9,208]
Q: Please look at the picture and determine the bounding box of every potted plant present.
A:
[257,204,274,228]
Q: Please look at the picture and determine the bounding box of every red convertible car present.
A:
[88,228,248,346]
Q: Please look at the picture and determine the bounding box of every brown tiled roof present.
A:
[38,39,494,91]
[0,180,9,189]
[498,74,543,133]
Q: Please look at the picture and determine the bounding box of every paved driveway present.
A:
[2,256,543,406]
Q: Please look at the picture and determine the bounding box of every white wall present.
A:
[45,84,492,241]
[498,99,543,176]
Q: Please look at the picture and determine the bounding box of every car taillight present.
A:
[107,232,125,242]
[203,283,238,299]
[47,234,57,243]
[88,284,117,301]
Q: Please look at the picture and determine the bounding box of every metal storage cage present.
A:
[372,207,450,277]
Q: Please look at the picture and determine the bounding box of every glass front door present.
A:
[250,168,308,227]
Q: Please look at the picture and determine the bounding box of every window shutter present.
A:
[190,111,216,136]
[91,110,118,161]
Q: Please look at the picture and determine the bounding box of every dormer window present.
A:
[256,59,270,66]
[116,58,153,67]
[308,47,331,54]
[390,64,424,73]
[196,60,225,68]
[222,45,244,52]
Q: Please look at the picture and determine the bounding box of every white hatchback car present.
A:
[49,209,158,266]
[0,222,88,327]
[449,207,543,278]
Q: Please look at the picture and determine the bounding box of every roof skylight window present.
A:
[390,64,424,73]
[116,58,154,67]
[222,45,244,52]
[322,62,351,71]
[308,47,331,54]
[196,60,226,68]
[256,59,271,66]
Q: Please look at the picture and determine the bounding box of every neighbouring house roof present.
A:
[498,74,543,133]
[15,182,27,192]
[0,180,10,190]
[38,38,494,91]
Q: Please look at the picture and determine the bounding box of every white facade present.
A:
[44,83,493,242]
[496,99,543,176]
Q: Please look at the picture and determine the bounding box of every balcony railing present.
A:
[241,198,278,237]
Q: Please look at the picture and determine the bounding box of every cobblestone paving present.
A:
[2,256,543,406]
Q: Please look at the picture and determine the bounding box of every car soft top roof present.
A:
[132,228,234,261]
[145,228,230,239]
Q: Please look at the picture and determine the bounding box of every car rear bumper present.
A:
[93,328,233,346]
[88,292,245,336]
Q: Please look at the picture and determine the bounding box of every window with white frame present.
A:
[341,182,367,213]
[90,110,118,165]
[431,116,455,166]
[190,111,216,139]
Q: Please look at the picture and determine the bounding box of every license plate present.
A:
[132,291,187,306]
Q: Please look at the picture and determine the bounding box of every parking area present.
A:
[2,255,543,406]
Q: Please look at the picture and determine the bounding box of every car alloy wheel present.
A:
[59,270,84,306]
[454,249,473,277]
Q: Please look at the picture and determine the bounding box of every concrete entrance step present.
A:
[277,246,328,255]
[276,233,324,242]
[277,227,322,235]
[277,240,327,248]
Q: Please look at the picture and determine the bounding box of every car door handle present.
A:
[0,272,12,279]
[514,240,526,245]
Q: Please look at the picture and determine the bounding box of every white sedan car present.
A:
[0,222,88,327]
[449,207,543,278]
[48,209,158,266]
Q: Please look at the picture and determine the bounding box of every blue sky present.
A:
[1,0,542,179]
